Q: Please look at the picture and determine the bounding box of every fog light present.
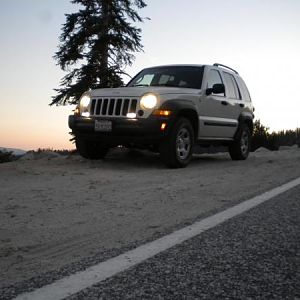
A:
[126,112,136,118]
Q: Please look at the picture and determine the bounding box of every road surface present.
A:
[0,147,299,299]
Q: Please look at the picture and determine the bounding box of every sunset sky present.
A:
[0,0,299,150]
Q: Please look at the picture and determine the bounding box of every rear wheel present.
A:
[160,117,194,168]
[229,124,251,160]
[75,138,109,159]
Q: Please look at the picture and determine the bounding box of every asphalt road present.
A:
[65,185,300,300]
[3,183,299,299]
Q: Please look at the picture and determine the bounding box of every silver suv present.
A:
[69,63,254,168]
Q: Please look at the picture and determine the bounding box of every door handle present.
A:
[239,103,245,108]
[221,101,228,106]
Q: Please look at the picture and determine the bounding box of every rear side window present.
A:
[223,72,241,100]
[236,77,251,101]
[206,70,225,96]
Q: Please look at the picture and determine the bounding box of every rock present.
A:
[254,147,270,153]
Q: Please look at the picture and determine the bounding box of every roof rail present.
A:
[213,63,239,74]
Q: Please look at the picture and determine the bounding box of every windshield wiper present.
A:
[132,84,149,87]
[152,84,179,87]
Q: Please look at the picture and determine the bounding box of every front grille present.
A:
[90,98,138,117]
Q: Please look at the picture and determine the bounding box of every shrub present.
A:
[0,150,16,163]
[251,120,269,151]
[251,120,299,151]
[33,148,77,156]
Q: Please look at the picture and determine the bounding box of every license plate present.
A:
[95,120,112,132]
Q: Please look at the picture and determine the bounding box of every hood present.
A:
[89,86,200,98]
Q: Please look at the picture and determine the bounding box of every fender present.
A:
[157,99,199,138]
[238,111,254,134]
[158,99,198,117]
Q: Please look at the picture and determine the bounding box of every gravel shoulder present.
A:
[0,146,300,288]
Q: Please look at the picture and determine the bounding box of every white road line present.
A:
[14,177,300,300]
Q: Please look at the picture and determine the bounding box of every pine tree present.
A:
[251,119,269,151]
[51,0,147,105]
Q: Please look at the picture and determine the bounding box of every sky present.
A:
[0,0,299,150]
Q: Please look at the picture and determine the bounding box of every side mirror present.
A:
[206,83,225,95]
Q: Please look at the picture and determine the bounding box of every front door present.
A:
[198,69,238,138]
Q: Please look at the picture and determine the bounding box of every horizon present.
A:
[0,0,299,150]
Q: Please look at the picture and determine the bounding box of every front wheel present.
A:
[229,124,251,160]
[75,138,109,159]
[160,117,194,168]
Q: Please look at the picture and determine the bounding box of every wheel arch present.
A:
[159,99,199,140]
[238,113,254,135]
[176,109,198,140]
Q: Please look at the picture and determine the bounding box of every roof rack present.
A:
[213,63,239,74]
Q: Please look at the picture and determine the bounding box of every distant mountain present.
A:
[0,147,27,156]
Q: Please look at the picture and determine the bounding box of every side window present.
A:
[232,76,242,100]
[223,73,242,100]
[206,70,225,96]
[236,77,251,101]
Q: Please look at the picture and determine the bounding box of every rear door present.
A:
[221,71,245,131]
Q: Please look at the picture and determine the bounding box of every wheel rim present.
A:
[176,128,191,160]
[240,130,249,155]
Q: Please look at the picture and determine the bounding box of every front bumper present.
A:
[69,115,173,145]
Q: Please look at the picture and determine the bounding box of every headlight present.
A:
[80,95,91,108]
[140,93,158,109]
[79,94,91,117]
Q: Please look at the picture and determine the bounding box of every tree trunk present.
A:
[100,0,109,87]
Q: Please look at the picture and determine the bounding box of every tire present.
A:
[160,117,194,168]
[75,138,109,159]
[229,124,251,160]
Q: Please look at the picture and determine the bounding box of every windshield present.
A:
[127,66,204,89]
